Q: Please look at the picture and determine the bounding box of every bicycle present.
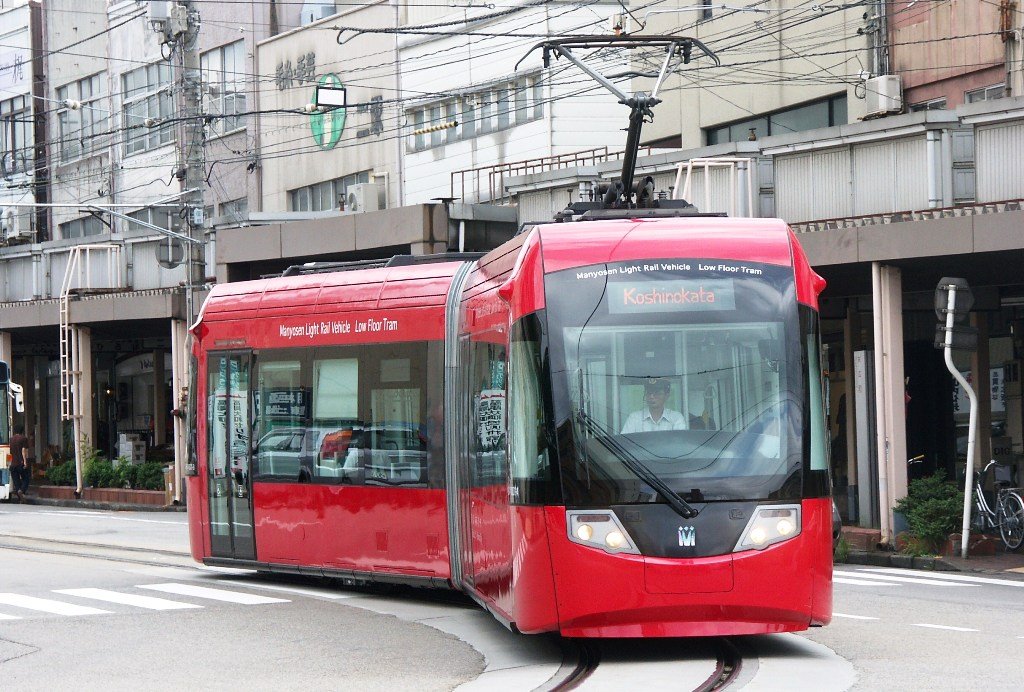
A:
[972,459,1024,552]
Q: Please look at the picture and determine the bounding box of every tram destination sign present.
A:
[608,278,736,313]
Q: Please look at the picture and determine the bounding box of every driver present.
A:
[621,378,687,433]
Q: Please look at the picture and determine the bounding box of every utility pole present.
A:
[149,1,205,322]
[149,2,205,505]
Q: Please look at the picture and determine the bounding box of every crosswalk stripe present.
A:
[0,593,110,616]
[833,577,900,586]
[0,613,21,620]
[218,579,354,600]
[833,571,974,587]
[858,567,1024,588]
[137,583,289,605]
[912,623,978,632]
[54,588,203,611]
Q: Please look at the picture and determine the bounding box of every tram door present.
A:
[207,352,255,561]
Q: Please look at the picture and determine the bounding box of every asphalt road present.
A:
[803,565,1024,691]
[3,504,1023,690]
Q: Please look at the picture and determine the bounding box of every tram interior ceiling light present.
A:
[733,505,801,552]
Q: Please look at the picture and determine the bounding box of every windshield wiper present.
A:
[575,407,699,519]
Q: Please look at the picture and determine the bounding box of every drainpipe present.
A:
[393,0,405,207]
[926,130,941,208]
[941,129,954,207]
[871,262,891,542]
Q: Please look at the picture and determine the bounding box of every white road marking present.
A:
[0,509,181,525]
[912,623,979,632]
[834,570,974,587]
[218,579,354,600]
[833,577,900,586]
[859,567,1024,588]
[55,588,202,611]
[832,613,879,620]
[0,593,110,616]
[0,613,21,620]
[137,583,289,605]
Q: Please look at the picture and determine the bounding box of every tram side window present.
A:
[185,354,198,476]
[311,357,362,482]
[311,345,430,487]
[254,358,307,481]
[470,339,508,487]
[509,314,559,504]
[245,343,433,487]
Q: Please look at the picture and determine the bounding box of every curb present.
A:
[840,549,961,572]
[7,495,187,513]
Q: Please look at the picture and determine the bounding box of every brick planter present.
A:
[35,485,167,506]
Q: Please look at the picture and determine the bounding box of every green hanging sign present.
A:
[311,73,345,150]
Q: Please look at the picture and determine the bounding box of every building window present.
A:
[122,62,174,155]
[405,74,544,152]
[219,197,248,220]
[965,84,1004,104]
[0,94,32,175]
[56,73,106,163]
[908,97,947,112]
[60,215,105,239]
[704,94,847,145]
[128,208,174,232]
[201,41,246,136]
[288,171,370,212]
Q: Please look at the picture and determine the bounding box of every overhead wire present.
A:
[6,1,999,205]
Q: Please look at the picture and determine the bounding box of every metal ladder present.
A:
[59,244,123,430]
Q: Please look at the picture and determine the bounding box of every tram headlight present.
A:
[566,510,640,555]
[734,505,802,552]
[605,531,625,549]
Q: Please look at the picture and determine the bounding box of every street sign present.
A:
[934,276,973,323]
[934,277,976,351]
[933,324,978,351]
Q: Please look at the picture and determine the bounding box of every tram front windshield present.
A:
[546,259,808,506]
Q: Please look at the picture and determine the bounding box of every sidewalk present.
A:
[840,526,1024,576]
[6,491,186,513]
[9,494,1024,576]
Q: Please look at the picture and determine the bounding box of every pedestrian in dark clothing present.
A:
[9,425,29,501]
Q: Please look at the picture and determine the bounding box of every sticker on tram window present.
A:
[607,279,736,313]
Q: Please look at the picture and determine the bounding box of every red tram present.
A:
[185,216,833,637]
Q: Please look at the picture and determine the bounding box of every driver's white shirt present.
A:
[620,407,686,434]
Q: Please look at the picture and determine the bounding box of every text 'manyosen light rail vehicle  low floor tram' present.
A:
[185,216,833,637]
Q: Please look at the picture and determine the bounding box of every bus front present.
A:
[543,253,833,637]
[1,361,12,501]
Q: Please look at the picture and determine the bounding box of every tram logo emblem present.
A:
[678,526,696,547]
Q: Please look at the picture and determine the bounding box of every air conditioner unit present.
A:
[865,75,903,118]
[346,183,381,213]
[1,206,32,243]
[300,2,335,25]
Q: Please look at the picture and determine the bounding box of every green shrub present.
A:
[84,456,117,488]
[894,472,963,554]
[833,535,849,563]
[44,455,166,491]
[132,462,165,491]
[46,460,77,486]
